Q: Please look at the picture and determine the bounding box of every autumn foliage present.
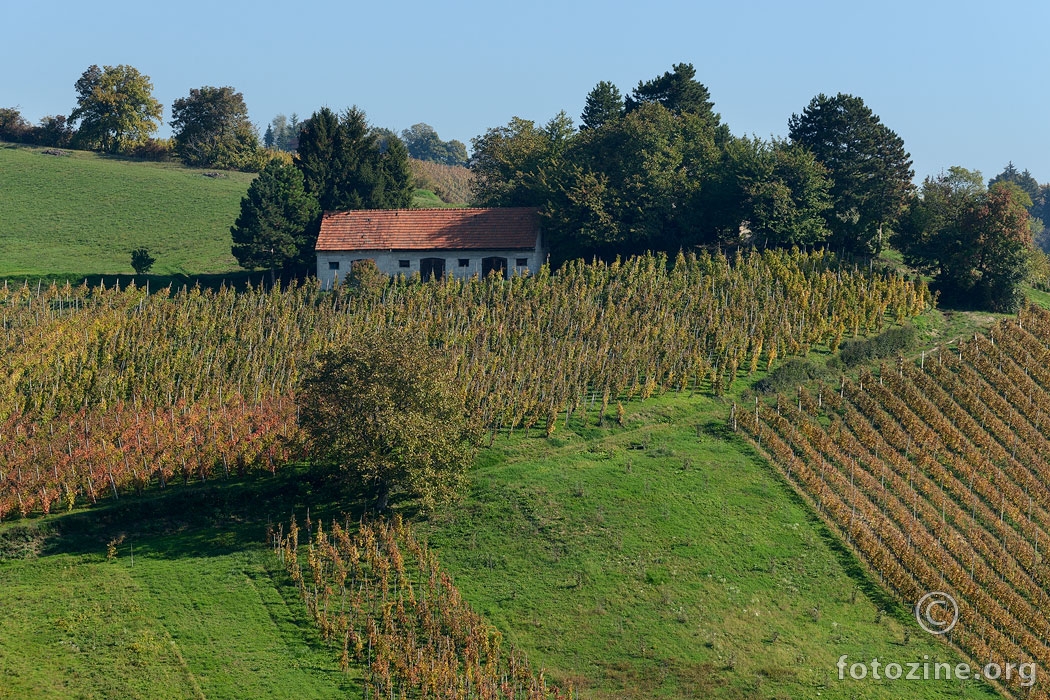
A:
[738,304,1050,699]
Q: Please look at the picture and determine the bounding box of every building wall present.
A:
[316,248,545,289]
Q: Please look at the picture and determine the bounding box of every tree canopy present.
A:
[625,63,719,127]
[400,123,468,166]
[294,107,412,212]
[69,64,163,154]
[896,169,1033,312]
[470,64,834,263]
[298,330,477,511]
[788,93,914,254]
[171,86,264,171]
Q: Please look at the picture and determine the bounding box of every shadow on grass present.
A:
[16,463,375,561]
[0,271,306,293]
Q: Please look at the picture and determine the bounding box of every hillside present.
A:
[742,305,1050,699]
[0,393,995,700]
[419,392,998,699]
[0,254,1019,698]
[0,144,253,278]
[0,145,477,281]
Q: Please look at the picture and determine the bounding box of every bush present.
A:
[130,138,173,161]
[835,324,916,368]
[755,357,832,394]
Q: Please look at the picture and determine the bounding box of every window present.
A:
[516,258,528,267]
[328,261,340,271]
[398,260,411,268]
[419,257,446,280]
[482,256,508,279]
[458,258,470,267]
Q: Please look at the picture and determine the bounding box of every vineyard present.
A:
[738,303,1050,699]
[0,249,928,520]
[277,514,571,698]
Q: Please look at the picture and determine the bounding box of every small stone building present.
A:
[315,208,544,288]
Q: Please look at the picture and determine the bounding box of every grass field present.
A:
[421,394,998,699]
[0,467,360,700]
[0,144,252,279]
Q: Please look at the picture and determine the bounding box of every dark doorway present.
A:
[420,257,446,280]
[482,256,508,279]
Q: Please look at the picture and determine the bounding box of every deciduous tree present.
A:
[299,330,477,510]
[706,137,832,247]
[69,64,163,154]
[400,122,467,166]
[896,169,1032,311]
[170,86,264,171]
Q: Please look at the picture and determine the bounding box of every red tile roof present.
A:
[316,208,541,252]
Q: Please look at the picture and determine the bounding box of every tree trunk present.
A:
[374,479,390,512]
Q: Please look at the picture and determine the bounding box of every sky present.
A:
[3,0,1048,185]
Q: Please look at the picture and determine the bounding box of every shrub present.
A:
[755,357,832,394]
[835,324,916,368]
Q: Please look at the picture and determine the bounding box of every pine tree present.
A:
[230,160,320,277]
[788,93,914,255]
[580,81,623,130]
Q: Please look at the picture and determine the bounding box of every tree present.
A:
[265,114,299,151]
[230,160,320,277]
[170,86,264,171]
[788,93,914,254]
[35,115,74,147]
[469,113,574,209]
[298,330,477,510]
[372,134,414,208]
[706,137,832,247]
[580,81,623,130]
[548,103,718,260]
[625,63,719,127]
[295,107,412,212]
[896,169,1032,311]
[400,123,468,166]
[990,162,1040,203]
[69,64,163,154]
[957,182,1033,311]
[130,247,156,274]
[0,107,32,142]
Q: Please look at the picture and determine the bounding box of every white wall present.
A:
[316,248,545,289]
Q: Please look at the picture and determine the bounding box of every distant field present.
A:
[0,143,253,278]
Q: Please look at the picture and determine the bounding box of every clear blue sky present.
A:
[4,0,1047,185]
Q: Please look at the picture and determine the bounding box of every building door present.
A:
[420,257,445,280]
[482,256,507,279]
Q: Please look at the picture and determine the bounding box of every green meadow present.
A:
[0,144,252,279]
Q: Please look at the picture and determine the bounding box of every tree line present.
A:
[469,63,1043,312]
[1,64,464,174]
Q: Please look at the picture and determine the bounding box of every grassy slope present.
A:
[0,144,253,278]
[0,469,360,700]
[421,393,997,699]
